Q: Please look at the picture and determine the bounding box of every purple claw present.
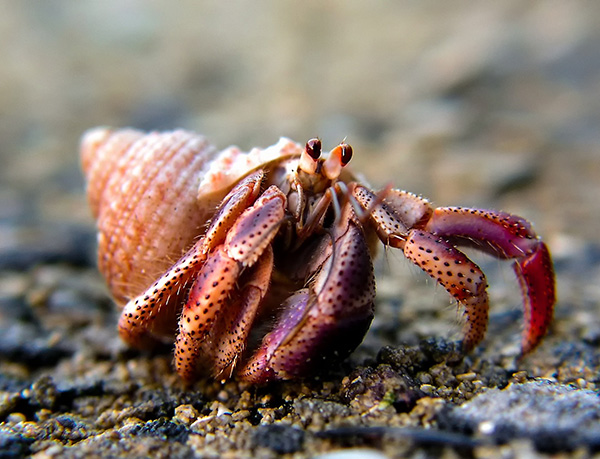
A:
[425,207,555,352]
[240,222,376,383]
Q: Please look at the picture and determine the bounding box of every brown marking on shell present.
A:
[81,128,219,305]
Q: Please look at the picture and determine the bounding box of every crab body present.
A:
[81,129,555,384]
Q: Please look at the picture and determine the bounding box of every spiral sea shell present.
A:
[81,128,222,305]
[81,128,302,306]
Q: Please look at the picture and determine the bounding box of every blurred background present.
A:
[1,0,599,264]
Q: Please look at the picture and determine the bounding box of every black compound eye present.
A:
[340,143,353,166]
[305,138,322,160]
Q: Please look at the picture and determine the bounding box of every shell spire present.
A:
[81,128,219,304]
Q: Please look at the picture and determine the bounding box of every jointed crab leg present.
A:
[424,207,555,353]
[211,246,274,379]
[353,185,555,353]
[117,236,208,349]
[175,185,286,381]
[403,230,489,351]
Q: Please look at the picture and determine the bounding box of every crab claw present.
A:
[513,241,555,353]
[239,221,376,384]
[425,207,556,353]
[175,185,286,382]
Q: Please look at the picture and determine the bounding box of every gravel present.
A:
[2,2,600,458]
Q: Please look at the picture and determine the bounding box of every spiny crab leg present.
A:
[118,170,266,349]
[353,185,491,350]
[175,185,286,382]
[353,185,555,353]
[403,230,489,351]
[352,185,433,249]
[117,236,208,349]
[424,207,555,353]
[210,246,274,380]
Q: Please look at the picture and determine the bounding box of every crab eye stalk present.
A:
[322,141,353,180]
[339,143,353,166]
[305,138,322,160]
[299,137,322,174]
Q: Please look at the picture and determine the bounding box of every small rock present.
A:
[173,404,199,426]
[252,424,305,454]
[0,432,34,458]
[129,418,190,444]
[437,380,600,452]
[30,376,59,411]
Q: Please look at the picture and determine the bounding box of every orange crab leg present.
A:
[175,247,240,380]
[424,207,556,353]
[353,186,555,354]
[210,246,274,379]
[175,185,286,381]
[351,184,433,248]
[118,237,208,348]
[202,170,265,249]
[403,230,489,351]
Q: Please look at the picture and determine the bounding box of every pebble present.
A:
[252,424,305,455]
[437,380,600,452]
[173,404,199,426]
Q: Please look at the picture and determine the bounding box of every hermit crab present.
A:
[81,128,555,384]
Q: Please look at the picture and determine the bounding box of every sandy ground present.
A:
[1,2,600,458]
